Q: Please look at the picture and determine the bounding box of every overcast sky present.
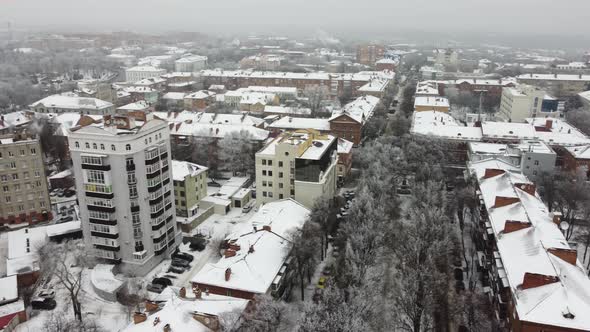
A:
[2,0,589,38]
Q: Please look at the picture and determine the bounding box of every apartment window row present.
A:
[88,197,113,208]
[90,224,114,234]
[261,181,273,187]
[261,170,273,177]
[260,159,273,166]
[75,141,116,151]
[0,148,36,159]
[89,210,111,220]
[81,155,103,165]
[144,133,163,146]
[261,191,274,198]
[86,170,106,184]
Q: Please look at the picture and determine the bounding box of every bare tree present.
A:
[43,311,105,332]
[218,130,256,176]
[289,221,321,301]
[566,108,590,136]
[303,86,328,117]
[38,240,94,322]
[232,295,295,332]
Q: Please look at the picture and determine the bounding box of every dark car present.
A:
[184,236,207,252]
[152,277,173,287]
[171,259,190,268]
[31,298,57,310]
[172,252,194,262]
[167,266,185,274]
[60,216,74,223]
[64,189,76,197]
[146,283,165,294]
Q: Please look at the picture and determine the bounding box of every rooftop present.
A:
[191,199,309,294]
[330,95,380,124]
[126,66,165,72]
[30,95,113,110]
[517,73,590,81]
[269,116,330,131]
[411,111,483,141]
[565,145,590,159]
[468,159,590,331]
[171,160,208,182]
[414,96,450,108]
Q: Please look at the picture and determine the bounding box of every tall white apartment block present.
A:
[499,85,546,123]
[255,130,338,209]
[68,115,179,276]
[174,55,208,73]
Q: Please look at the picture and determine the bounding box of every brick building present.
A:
[356,44,385,66]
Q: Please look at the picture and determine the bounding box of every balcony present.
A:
[90,231,119,239]
[89,218,117,226]
[133,250,147,261]
[82,164,111,171]
[127,175,137,185]
[87,205,116,213]
[126,163,136,171]
[94,249,120,261]
[146,163,160,175]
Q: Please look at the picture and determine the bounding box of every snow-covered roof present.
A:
[468,159,590,331]
[415,81,441,96]
[185,90,216,100]
[125,66,165,72]
[518,73,590,81]
[117,100,151,111]
[578,90,590,102]
[45,221,81,238]
[263,106,311,116]
[247,86,298,95]
[30,95,113,110]
[201,69,393,83]
[330,95,380,124]
[481,122,537,140]
[48,169,73,180]
[6,227,47,276]
[175,55,208,63]
[358,78,389,93]
[170,122,269,141]
[153,111,264,127]
[162,92,186,100]
[565,145,590,159]
[122,288,247,332]
[268,117,331,131]
[171,160,208,182]
[0,276,18,303]
[414,96,449,108]
[524,117,589,147]
[133,77,166,86]
[411,111,483,141]
[337,138,353,154]
[0,111,32,130]
[192,199,310,294]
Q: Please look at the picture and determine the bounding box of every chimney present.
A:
[168,123,174,130]
[228,243,241,251]
[144,301,159,313]
[521,272,559,290]
[249,245,255,253]
[225,268,232,281]
[494,196,520,208]
[546,119,553,129]
[164,324,171,332]
[179,287,186,298]
[0,115,4,127]
[515,183,536,196]
[133,312,147,325]
[484,168,505,179]
[262,225,271,232]
[504,220,532,234]
[547,248,578,265]
[175,123,182,131]
[192,285,202,299]
[224,249,236,258]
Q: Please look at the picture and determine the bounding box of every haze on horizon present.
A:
[2,0,590,41]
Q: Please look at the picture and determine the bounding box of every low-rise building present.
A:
[375,58,397,71]
[517,73,590,97]
[161,92,186,110]
[357,44,385,66]
[239,54,282,70]
[562,145,590,178]
[171,160,208,221]
[498,85,558,122]
[30,95,115,116]
[263,106,312,117]
[0,135,51,225]
[191,199,310,299]
[174,55,208,72]
[467,140,556,177]
[184,90,216,111]
[329,95,381,146]
[125,66,167,83]
[255,130,338,208]
[116,100,153,115]
[0,276,27,330]
[413,96,450,113]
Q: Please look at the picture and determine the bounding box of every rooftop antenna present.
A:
[474,89,486,124]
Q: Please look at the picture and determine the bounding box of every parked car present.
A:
[146,283,165,294]
[322,265,333,276]
[242,202,254,213]
[60,216,74,223]
[171,259,190,268]
[167,266,185,274]
[64,189,76,197]
[186,236,207,252]
[163,274,178,279]
[31,298,57,310]
[37,289,55,299]
[152,277,172,287]
[172,252,194,262]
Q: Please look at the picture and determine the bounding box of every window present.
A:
[85,142,90,149]
[35,180,41,187]
[262,181,267,187]
[111,145,116,151]
[100,144,105,150]
[268,171,273,176]
[262,191,267,197]
[279,161,283,167]
[30,148,36,155]
[534,160,539,166]
[262,170,267,176]
[279,194,283,199]
[75,142,80,148]
[262,159,267,165]
[81,156,102,165]
[285,152,289,156]
[9,161,16,169]
[89,210,110,220]
[268,192,273,198]
[533,171,538,175]
[2,185,8,192]
[180,191,185,197]
[268,181,273,187]
[279,183,283,189]
[34,171,40,177]
[0,152,2,158]
[1,175,7,182]
[5,196,10,203]
[268,160,273,166]
[126,144,131,151]
[23,172,29,179]
[126,158,134,166]
[14,184,20,191]
[279,172,283,178]
[8,151,13,157]
[87,170,105,184]
[12,174,18,180]
[40,201,46,208]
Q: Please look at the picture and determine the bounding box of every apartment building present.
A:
[30,95,115,116]
[125,66,167,83]
[68,115,179,276]
[255,130,338,209]
[469,159,590,332]
[413,96,450,113]
[0,135,51,225]
[498,85,556,122]
[433,48,458,67]
[171,160,208,219]
[356,44,385,66]
[174,55,208,72]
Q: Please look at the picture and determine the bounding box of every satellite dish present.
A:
[560,221,570,231]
